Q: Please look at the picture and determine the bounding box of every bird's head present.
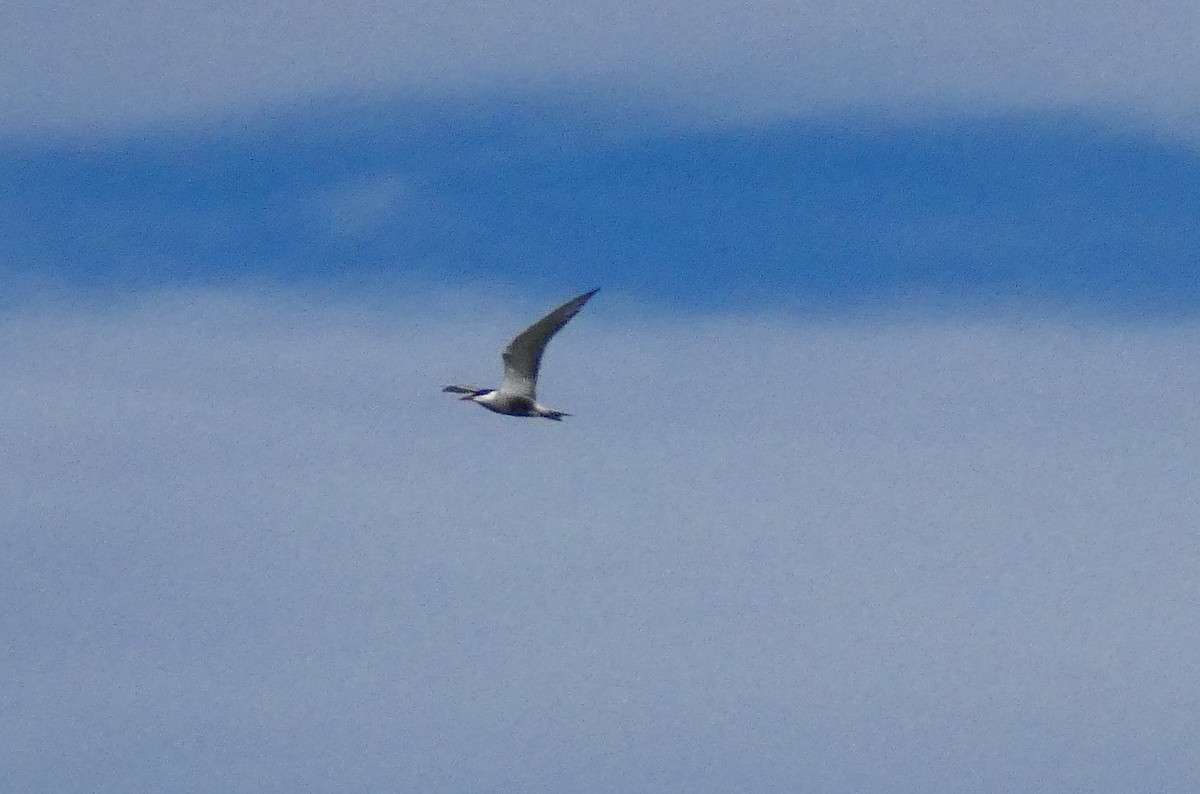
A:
[460,389,493,403]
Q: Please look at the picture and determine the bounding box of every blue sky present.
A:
[4,2,1200,792]
[6,100,1200,313]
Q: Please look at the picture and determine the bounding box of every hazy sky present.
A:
[2,0,1199,138]
[3,293,1199,791]
[4,2,1200,791]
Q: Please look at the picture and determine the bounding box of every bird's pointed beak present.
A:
[459,395,474,401]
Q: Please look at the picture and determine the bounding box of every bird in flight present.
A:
[443,289,599,420]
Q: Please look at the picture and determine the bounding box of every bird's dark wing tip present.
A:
[568,288,600,310]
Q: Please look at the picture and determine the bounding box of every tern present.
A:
[443,289,598,420]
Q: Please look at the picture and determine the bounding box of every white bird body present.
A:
[443,289,598,420]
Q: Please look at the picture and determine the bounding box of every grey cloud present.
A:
[2,1,1198,138]
[2,287,1199,790]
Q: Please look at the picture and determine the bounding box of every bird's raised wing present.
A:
[499,289,598,400]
